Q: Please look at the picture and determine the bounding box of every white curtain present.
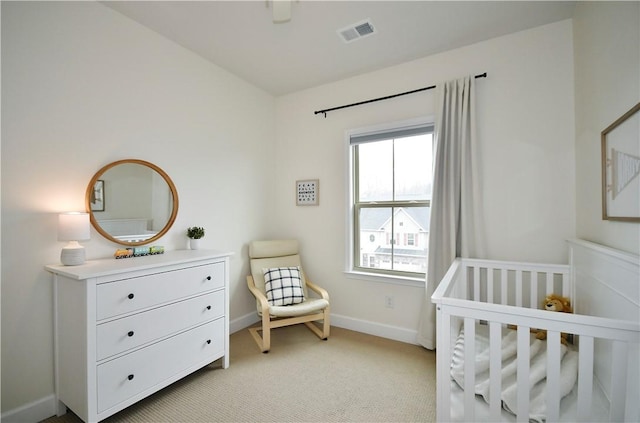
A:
[417,75,484,350]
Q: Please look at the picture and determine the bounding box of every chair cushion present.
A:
[269,298,329,317]
[263,266,305,306]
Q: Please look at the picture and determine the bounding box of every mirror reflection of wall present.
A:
[100,164,153,220]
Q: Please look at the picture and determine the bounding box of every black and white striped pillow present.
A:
[263,266,305,306]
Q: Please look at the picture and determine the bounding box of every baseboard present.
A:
[1,394,57,423]
[329,314,419,345]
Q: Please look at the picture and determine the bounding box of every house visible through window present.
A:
[349,121,433,278]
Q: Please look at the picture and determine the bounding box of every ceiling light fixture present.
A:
[267,0,292,24]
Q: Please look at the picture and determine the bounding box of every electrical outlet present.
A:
[384,295,394,309]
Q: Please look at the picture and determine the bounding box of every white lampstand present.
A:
[58,212,90,266]
[60,240,86,266]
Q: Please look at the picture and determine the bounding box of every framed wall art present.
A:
[601,102,640,222]
[296,179,319,206]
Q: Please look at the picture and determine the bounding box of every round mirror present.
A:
[85,159,179,246]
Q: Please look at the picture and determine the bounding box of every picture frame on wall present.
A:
[296,179,319,206]
[91,179,105,212]
[601,102,640,222]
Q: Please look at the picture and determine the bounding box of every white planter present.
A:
[189,238,201,250]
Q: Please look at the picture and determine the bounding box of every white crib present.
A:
[431,239,639,422]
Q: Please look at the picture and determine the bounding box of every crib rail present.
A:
[432,257,640,423]
[433,258,571,308]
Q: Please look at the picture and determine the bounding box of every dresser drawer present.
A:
[96,262,224,320]
[97,318,224,413]
[96,290,224,361]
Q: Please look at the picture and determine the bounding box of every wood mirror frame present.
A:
[85,159,179,246]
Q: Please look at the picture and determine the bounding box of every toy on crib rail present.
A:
[535,294,573,345]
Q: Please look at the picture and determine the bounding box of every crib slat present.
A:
[487,268,494,303]
[545,331,561,422]
[609,341,628,422]
[516,271,523,307]
[576,335,594,422]
[473,267,480,301]
[436,306,452,422]
[517,327,531,422]
[464,318,476,422]
[489,321,502,421]
[561,271,570,298]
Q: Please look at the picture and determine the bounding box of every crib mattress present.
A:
[449,381,610,422]
[448,323,610,422]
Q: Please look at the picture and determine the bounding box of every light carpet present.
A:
[41,325,436,422]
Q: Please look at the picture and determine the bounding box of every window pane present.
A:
[394,134,432,201]
[391,206,429,273]
[357,206,430,273]
[358,207,392,270]
[358,141,393,202]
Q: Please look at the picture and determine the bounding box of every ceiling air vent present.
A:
[338,19,376,44]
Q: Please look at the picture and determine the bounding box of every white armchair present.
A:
[246,239,330,352]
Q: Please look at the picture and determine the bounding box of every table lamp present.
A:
[58,212,90,266]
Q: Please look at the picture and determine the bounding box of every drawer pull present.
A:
[127,331,134,337]
[206,305,212,310]
[206,276,212,281]
[127,293,135,300]
[206,339,211,345]
[128,374,134,381]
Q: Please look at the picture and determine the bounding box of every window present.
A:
[349,120,433,279]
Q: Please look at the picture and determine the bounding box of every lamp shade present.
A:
[58,212,90,242]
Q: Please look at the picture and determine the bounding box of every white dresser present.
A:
[45,249,231,423]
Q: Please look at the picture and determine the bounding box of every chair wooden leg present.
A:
[248,313,272,353]
[262,313,271,352]
[248,327,263,351]
[250,311,330,352]
[322,310,330,339]
[248,326,271,353]
[303,317,330,340]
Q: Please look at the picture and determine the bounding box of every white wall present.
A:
[574,1,640,255]
[274,20,575,338]
[1,1,275,415]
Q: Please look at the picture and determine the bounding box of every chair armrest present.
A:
[247,275,270,313]
[306,279,329,301]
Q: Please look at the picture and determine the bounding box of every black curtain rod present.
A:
[314,72,487,118]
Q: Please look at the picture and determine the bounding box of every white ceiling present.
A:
[104,1,576,96]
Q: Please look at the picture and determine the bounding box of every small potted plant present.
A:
[187,226,205,250]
